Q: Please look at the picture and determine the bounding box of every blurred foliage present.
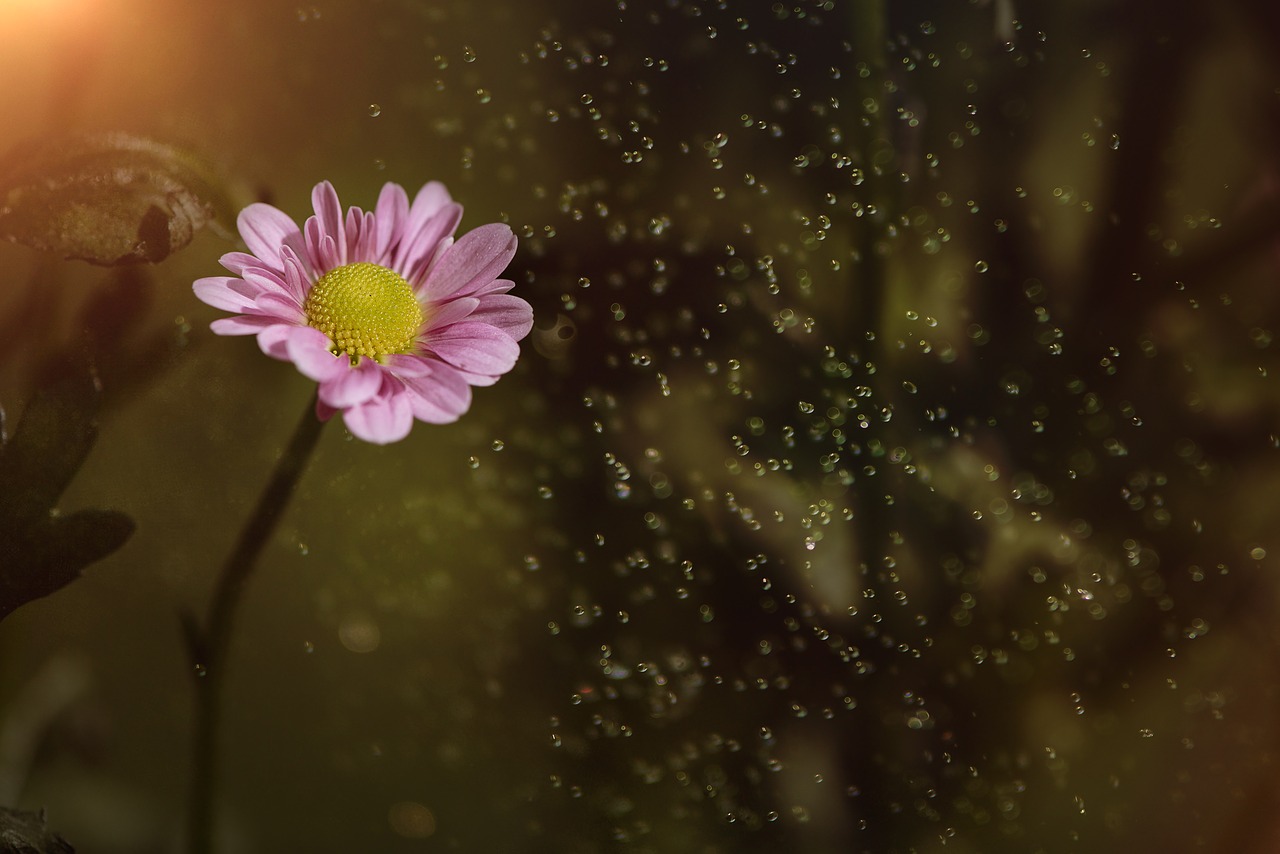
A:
[4,0,1280,852]
[0,259,183,623]
[0,806,74,854]
[500,1,1280,851]
[0,133,237,266]
[0,374,133,623]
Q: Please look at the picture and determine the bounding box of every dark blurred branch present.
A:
[1082,1,1206,302]
[850,0,892,359]
[186,393,326,854]
[849,0,894,582]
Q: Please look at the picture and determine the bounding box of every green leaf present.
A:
[0,378,99,530]
[0,374,135,622]
[0,806,75,854]
[0,132,237,266]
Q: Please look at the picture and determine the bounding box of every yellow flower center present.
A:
[303,262,423,362]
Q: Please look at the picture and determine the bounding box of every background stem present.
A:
[187,393,325,854]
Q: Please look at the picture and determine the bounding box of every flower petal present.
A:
[343,384,414,444]
[385,353,435,378]
[468,277,516,297]
[374,183,410,260]
[421,223,518,301]
[400,363,472,424]
[219,251,267,275]
[238,203,301,270]
[315,397,338,422]
[318,356,384,408]
[396,182,453,263]
[194,276,256,313]
[257,323,302,360]
[402,204,463,283]
[450,368,501,387]
[413,237,451,289]
[242,267,301,304]
[278,245,312,302]
[350,209,377,263]
[470,293,534,340]
[427,321,521,375]
[411,180,452,215]
[305,217,343,274]
[423,296,479,332]
[311,181,346,264]
[210,315,277,335]
[344,205,364,259]
[285,327,347,381]
[254,293,306,323]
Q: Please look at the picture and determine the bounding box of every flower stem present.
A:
[187,392,326,854]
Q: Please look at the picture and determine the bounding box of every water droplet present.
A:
[338,615,381,653]
[388,802,436,839]
[368,103,382,117]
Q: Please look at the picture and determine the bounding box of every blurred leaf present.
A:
[0,807,75,853]
[0,132,236,266]
[0,374,134,622]
[0,378,98,530]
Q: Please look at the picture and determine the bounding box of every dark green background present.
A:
[2,0,1279,851]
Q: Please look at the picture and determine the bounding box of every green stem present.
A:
[187,392,326,854]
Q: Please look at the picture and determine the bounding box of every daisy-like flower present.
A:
[193,180,533,444]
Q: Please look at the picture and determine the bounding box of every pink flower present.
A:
[193,180,533,444]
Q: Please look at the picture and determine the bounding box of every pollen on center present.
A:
[304,262,423,362]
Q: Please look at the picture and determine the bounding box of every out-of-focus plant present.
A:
[0,130,242,846]
[0,132,236,266]
[0,806,73,854]
[0,372,133,622]
[0,132,237,624]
